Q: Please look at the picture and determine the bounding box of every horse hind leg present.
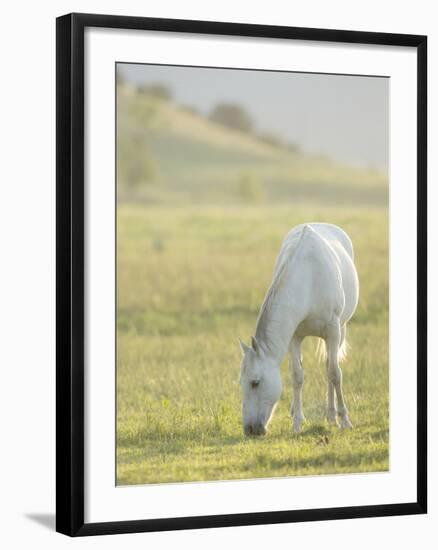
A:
[327,378,337,426]
[326,325,346,426]
[289,335,305,433]
[325,322,352,429]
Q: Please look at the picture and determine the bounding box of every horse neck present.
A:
[255,282,300,364]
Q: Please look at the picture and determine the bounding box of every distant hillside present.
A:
[117,85,388,206]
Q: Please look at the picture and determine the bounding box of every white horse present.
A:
[239,223,359,435]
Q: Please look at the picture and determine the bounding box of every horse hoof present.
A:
[292,417,305,433]
[339,416,353,429]
[327,412,338,426]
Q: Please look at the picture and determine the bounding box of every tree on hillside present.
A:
[258,132,301,153]
[287,141,300,153]
[236,171,265,203]
[137,83,173,101]
[209,103,253,133]
[118,130,158,189]
[258,132,285,149]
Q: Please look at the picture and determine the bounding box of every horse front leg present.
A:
[289,335,305,433]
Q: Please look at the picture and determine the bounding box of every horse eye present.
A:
[251,379,260,389]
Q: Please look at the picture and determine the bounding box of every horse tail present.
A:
[316,338,327,363]
[316,326,348,363]
[338,330,348,362]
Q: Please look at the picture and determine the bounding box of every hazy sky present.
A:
[119,63,388,170]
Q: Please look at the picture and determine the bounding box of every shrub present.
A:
[118,131,158,189]
[209,103,253,134]
[137,83,172,101]
[236,171,265,203]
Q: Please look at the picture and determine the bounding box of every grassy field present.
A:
[116,204,389,485]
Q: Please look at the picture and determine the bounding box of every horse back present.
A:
[282,223,359,324]
[287,223,354,260]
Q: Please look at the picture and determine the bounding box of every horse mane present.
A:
[255,227,308,350]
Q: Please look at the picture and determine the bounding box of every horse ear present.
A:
[251,336,259,353]
[239,338,251,355]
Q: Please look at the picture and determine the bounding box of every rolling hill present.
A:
[117,85,388,206]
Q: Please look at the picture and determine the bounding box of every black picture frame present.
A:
[56,12,427,537]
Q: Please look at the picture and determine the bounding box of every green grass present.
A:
[116,204,389,485]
